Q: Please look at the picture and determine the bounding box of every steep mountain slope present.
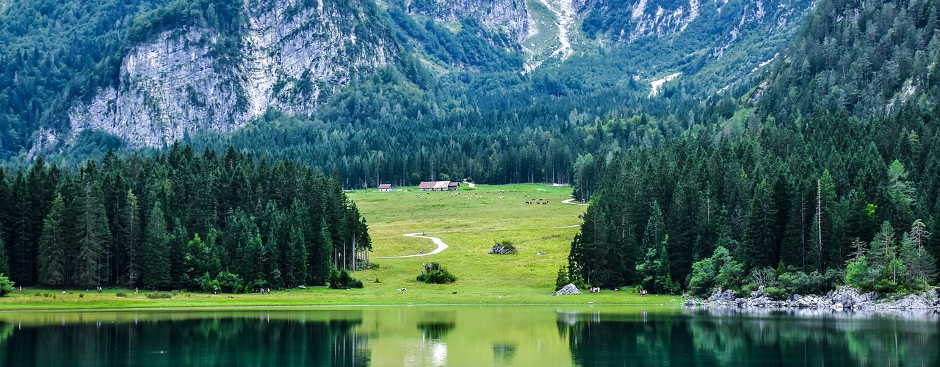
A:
[2,0,819,162]
[67,0,398,149]
[577,0,813,93]
[0,0,172,155]
[755,0,940,119]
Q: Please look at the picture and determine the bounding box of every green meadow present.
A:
[0,184,681,310]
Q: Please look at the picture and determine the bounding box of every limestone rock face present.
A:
[68,0,397,148]
[400,0,530,41]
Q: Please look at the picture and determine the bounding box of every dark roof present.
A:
[448,182,459,187]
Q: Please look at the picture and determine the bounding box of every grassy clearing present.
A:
[0,184,681,310]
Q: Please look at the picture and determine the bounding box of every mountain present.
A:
[2,0,815,160]
[565,0,940,296]
[755,0,940,119]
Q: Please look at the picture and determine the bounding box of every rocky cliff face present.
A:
[68,0,397,148]
[399,0,530,41]
[580,0,808,45]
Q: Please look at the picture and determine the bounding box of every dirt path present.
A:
[374,233,450,259]
[561,198,587,206]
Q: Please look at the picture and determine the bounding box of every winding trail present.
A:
[374,233,449,259]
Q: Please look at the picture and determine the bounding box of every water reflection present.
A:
[0,307,936,367]
[0,313,369,367]
[559,308,940,367]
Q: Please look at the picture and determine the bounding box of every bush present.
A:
[199,272,221,293]
[764,287,788,300]
[146,293,173,299]
[329,270,364,289]
[0,274,13,297]
[116,292,127,297]
[778,269,842,295]
[489,240,517,255]
[687,246,743,296]
[216,271,244,293]
[417,263,456,284]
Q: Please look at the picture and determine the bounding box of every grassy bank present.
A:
[0,184,682,310]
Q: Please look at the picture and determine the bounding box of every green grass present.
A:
[0,184,681,310]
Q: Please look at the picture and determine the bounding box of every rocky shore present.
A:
[685,287,940,311]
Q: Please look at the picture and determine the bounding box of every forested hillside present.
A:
[757,0,940,119]
[567,0,940,296]
[1,0,817,189]
[0,146,370,291]
[0,0,170,155]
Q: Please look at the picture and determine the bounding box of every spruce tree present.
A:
[636,235,676,294]
[744,179,778,269]
[74,176,112,288]
[309,218,334,285]
[141,201,171,289]
[0,236,8,277]
[38,195,67,287]
[122,190,141,286]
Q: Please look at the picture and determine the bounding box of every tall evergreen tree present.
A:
[38,195,67,287]
[141,201,170,289]
[122,190,142,286]
[744,179,778,269]
[0,236,8,277]
[74,172,112,288]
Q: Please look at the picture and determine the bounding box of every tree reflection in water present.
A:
[0,315,369,367]
[559,309,940,367]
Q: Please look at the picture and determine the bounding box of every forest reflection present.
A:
[559,308,940,367]
[0,308,938,367]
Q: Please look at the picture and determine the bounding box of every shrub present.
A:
[687,246,744,296]
[146,293,173,299]
[199,272,221,293]
[555,266,571,291]
[116,293,127,297]
[778,269,842,295]
[216,271,244,293]
[489,240,517,255]
[417,263,456,284]
[329,270,364,289]
[764,287,788,300]
[0,274,13,297]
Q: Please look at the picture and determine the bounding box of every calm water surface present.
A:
[0,306,937,366]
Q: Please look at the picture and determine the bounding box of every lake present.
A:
[0,306,937,366]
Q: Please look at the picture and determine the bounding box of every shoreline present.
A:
[684,287,940,312]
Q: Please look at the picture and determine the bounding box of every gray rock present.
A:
[488,243,517,255]
[553,283,581,296]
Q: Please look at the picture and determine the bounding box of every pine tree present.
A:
[120,190,141,286]
[38,195,67,286]
[0,236,8,277]
[309,218,334,285]
[287,225,308,287]
[636,235,676,294]
[169,219,189,289]
[141,201,171,289]
[74,175,112,288]
[744,179,778,269]
[642,201,665,252]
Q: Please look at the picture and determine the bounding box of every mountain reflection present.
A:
[559,309,940,367]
